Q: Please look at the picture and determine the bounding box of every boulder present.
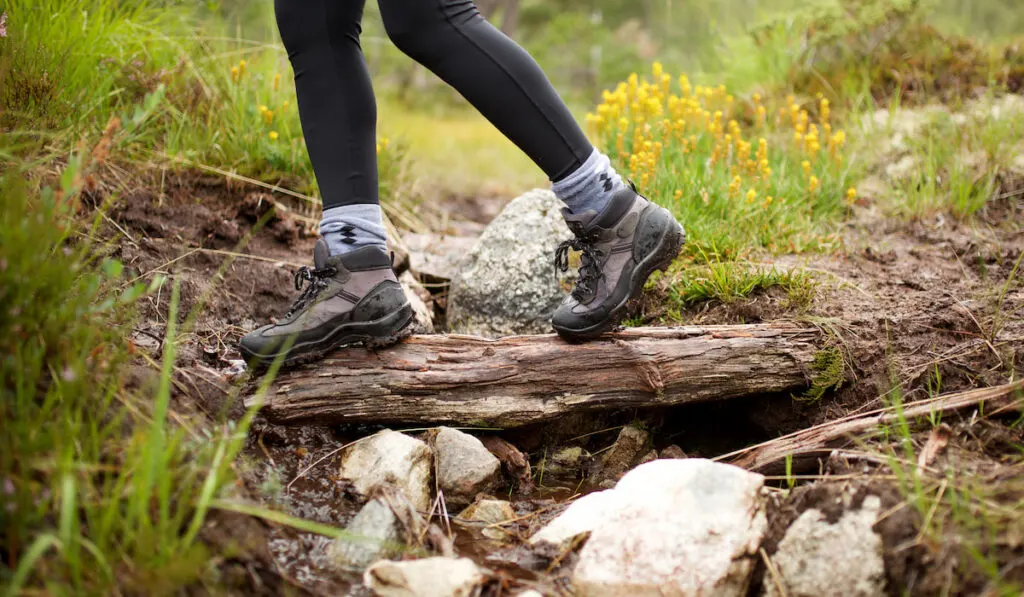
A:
[600,425,650,481]
[364,557,484,597]
[430,427,502,508]
[328,498,401,571]
[447,189,574,337]
[458,498,516,541]
[532,459,767,597]
[764,495,885,597]
[339,430,433,511]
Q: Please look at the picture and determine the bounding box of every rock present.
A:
[431,427,502,508]
[543,446,591,484]
[404,232,479,285]
[364,557,484,597]
[339,430,433,511]
[764,495,885,597]
[447,189,574,337]
[600,425,650,481]
[532,459,767,597]
[515,592,543,597]
[458,499,516,541]
[659,444,687,459]
[636,449,657,466]
[399,271,434,334]
[328,498,401,571]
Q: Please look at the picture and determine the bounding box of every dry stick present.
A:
[760,548,789,597]
[720,380,1024,473]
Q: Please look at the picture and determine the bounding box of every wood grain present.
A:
[248,324,820,428]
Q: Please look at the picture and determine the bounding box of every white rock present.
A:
[328,498,401,571]
[432,427,502,508]
[339,430,433,511]
[532,459,767,597]
[447,189,574,337]
[764,495,885,597]
[364,557,484,597]
[515,592,544,597]
[459,498,516,541]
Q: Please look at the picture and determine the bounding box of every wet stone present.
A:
[364,557,485,597]
[339,430,433,511]
[327,498,401,571]
[430,427,502,509]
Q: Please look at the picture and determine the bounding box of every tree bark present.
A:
[720,380,1024,474]
[248,324,820,428]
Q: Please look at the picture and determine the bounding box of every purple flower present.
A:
[0,13,7,38]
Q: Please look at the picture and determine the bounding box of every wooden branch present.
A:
[248,324,819,428]
[721,380,1024,474]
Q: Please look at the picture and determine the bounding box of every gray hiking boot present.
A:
[238,239,413,366]
[552,183,685,340]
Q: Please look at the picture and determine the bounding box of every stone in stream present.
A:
[543,446,592,484]
[339,430,433,511]
[429,427,502,508]
[599,425,651,481]
[364,557,485,597]
[446,189,574,337]
[458,498,516,541]
[531,458,767,597]
[764,495,886,597]
[327,498,401,571]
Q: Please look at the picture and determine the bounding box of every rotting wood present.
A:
[721,380,1024,474]
[247,324,820,428]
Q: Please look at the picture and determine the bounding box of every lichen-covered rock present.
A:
[328,498,401,571]
[764,495,886,597]
[431,427,502,508]
[532,459,767,597]
[364,557,484,597]
[447,189,574,337]
[339,430,433,511]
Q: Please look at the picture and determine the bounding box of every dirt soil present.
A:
[101,172,1023,596]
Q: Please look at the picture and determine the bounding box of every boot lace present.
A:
[284,265,337,318]
[554,230,605,301]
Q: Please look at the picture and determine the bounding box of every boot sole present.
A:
[553,213,686,341]
[240,302,415,368]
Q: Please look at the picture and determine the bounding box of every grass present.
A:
[876,379,1024,596]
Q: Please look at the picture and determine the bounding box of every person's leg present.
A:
[239,0,412,366]
[377,0,625,215]
[275,0,386,255]
[378,0,685,339]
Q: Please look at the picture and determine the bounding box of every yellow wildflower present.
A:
[273,72,281,91]
[674,189,683,200]
[746,188,757,203]
[846,187,857,201]
[268,131,279,141]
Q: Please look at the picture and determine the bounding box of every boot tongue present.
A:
[561,207,599,236]
[313,238,331,270]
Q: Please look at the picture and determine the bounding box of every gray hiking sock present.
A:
[320,204,388,256]
[551,148,626,215]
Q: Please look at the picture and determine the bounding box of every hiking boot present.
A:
[238,239,413,366]
[552,183,685,340]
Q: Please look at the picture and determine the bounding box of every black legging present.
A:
[274,0,594,210]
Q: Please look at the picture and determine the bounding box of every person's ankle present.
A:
[552,148,625,215]
[320,204,388,256]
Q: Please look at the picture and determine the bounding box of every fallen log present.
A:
[248,324,820,428]
[721,380,1024,474]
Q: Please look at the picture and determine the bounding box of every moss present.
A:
[799,345,847,402]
